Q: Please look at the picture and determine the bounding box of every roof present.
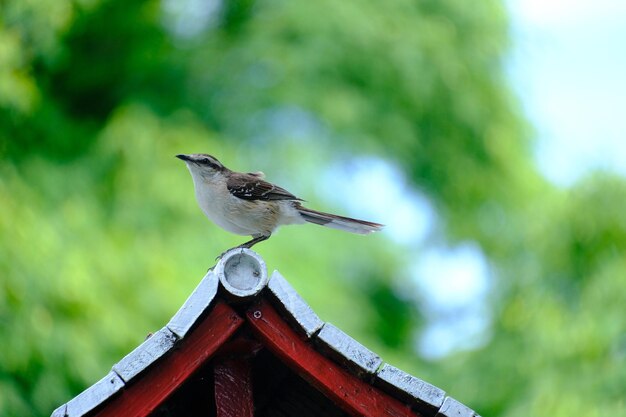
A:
[51,248,481,417]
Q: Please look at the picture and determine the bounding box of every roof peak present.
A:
[52,249,480,417]
[215,248,268,300]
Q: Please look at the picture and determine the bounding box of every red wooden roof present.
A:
[51,249,480,417]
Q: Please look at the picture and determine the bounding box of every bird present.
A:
[176,154,383,255]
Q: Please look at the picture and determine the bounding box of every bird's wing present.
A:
[227,173,302,201]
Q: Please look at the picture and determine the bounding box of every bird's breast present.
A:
[192,177,275,236]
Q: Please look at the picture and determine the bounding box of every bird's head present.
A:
[176,154,226,179]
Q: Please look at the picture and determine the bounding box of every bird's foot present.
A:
[214,246,247,262]
[214,235,268,263]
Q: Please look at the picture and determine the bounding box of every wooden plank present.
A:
[247,299,419,417]
[214,358,254,417]
[94,302,244,417]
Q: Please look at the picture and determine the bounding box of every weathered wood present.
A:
[436,397,476,417]
[246,299,419,417]
[94,302,244,417]
[267,270,324,338]
[112,327,177,383]
[214,358,254,417]
[317,323,382,377]
[376,363,446,415]
[167,270,219,338]
[65,372,124,417]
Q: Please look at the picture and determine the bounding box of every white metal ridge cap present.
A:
[316,322,383,376]
[436,396,478,417]
[50,403,66,417]
[375,363,446,415]
[64,371,124,417]
[112,327,177,383]
[267,270,324,338]
[215,248,268,299]
[167,269,219,338]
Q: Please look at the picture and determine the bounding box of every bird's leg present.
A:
[238,234,270,249]
[216,234,270,260]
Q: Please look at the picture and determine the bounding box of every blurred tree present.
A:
[1,0,624,416]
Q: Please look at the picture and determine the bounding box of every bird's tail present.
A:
[296,206,383,235]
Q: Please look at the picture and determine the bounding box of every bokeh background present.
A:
[1,0,625,416]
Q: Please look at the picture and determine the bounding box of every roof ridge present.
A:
[52,248,481,417]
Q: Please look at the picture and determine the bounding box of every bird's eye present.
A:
[202,158,212,165]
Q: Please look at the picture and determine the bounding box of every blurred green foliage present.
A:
[1,0,625,416]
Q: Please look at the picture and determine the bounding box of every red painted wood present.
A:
[246,300,419,417]
[214,357,254,417]
[215,338,263,358]
[94,302,244,417]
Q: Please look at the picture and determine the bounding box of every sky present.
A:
[508,0,626,186]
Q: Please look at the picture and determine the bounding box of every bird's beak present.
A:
[176,154,192,162]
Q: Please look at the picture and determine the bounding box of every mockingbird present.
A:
[176,154,383,254]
